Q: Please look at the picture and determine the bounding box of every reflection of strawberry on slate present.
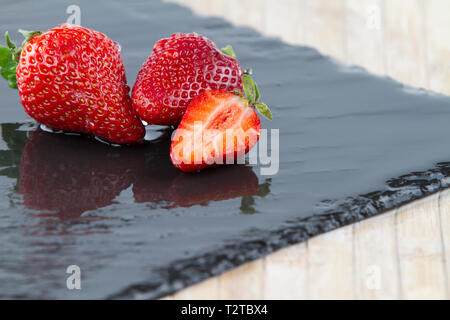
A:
[168,165,260,208]
[18,129,143,219]
[0,123,28,181]
[16,128,267,219]
[132,130,262,207]
[133,163,260,208]
[132,131,181,204]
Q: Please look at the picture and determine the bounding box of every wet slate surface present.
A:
[1,0,450,299]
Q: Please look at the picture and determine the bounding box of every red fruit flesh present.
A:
[132,33,243,126]
[16,24,145,144]
[170,90,261,172]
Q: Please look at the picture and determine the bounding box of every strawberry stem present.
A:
[241,74,272,120]
[5,32,16,51]
[220,45,236,58]
[221,45,272,120]
[243,68,253,75]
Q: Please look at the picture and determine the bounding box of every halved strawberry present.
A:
[170,76,271,172]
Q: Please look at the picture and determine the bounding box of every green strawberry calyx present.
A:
[220,45,236,58]
[0,29,42,89]
[221,45,272,121]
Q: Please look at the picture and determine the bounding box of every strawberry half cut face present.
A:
[170,90,261,172]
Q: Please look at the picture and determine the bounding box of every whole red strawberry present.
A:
[0,24,145,144]
[132,33,243,126]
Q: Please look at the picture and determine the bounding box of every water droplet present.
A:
[40,124,55,133]
[94,136,121,147]
[114,41,122,53]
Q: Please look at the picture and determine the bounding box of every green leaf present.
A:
[242,74,261,103]
[242,74,257,103]
[0,64,15,79]
[254,81,260,101]
[0,46,13,66]
[4,32,16,51]
[7,73,17,88]
[220,45,236,58]
[0,46,18,88]
[232,88,243,97]
[18,29,42,43]
[254,102,272,120]
[0,45,18,89]
[0,29,41,89]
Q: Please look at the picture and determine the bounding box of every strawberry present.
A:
[170,73,272,172]
[0,24,145,145]
[132,33,244,126]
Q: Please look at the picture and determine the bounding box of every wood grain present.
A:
[162,191,449,299]
[396,194,446,299]
[354,211,399,299]
[384,0,428,89]
[167,0,450,95]
[437,189,450,297]
[306,226,354,299]
[345,0,385,75]
[217,259,265,299]
[263,243,308,299]
[173,278,219,300]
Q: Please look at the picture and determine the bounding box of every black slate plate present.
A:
[1,0,450,299]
